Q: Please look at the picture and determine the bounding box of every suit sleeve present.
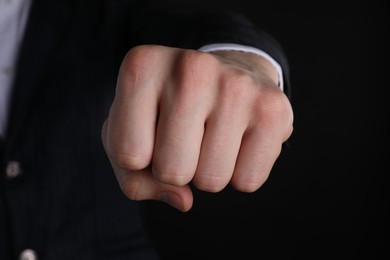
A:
[128,0,291,99]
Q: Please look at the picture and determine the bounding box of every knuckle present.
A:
[192,174,228,193]
[231,149,281,193]
[110,151,149,171]
[174,50,217,93]
[119,175,142,201]
[152,162,191,186]
[117,45,161,93]
[167,51,218,113]
[285,124,294,141]
[180,50,216,71]
[125,44,161,64]
[253,90,291,125]
[231,175,268,193]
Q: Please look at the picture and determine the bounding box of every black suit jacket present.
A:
[0,0,290,259]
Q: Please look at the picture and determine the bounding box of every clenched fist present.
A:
[101,45,293,212]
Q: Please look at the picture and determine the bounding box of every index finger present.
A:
[102,119,194,212]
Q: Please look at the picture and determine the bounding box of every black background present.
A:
[141,1,388,259]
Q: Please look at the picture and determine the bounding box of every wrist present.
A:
[207,50,280,87]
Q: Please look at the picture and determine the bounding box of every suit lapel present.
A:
[6,0,71,143]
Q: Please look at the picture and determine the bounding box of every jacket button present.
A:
[5,161,23,179]
[19,249,38,260]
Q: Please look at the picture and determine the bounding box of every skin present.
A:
[101,44,294,212]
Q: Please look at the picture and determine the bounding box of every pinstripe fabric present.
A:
[0,1,290,259]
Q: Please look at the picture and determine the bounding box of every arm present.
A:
[128,1,291,97]
[101,2,293,212]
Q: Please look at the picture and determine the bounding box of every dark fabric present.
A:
[0,0,291,259]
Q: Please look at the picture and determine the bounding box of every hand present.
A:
[101,45,293,212]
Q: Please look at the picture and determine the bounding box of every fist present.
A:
[102,45,293,212]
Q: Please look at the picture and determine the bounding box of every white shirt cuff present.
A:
[198,43,284,91]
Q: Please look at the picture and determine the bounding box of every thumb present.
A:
[117,167,194,212]
[102,119,194,212]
